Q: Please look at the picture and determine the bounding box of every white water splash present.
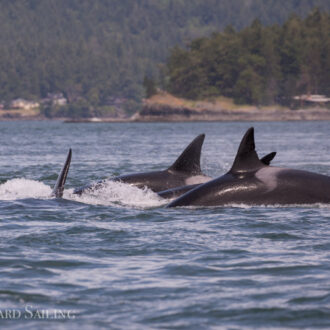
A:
[225,203,330,209]
[64,180,167,208]
[0,178,52,200]
[0,178,329,210]
[0,178,167,208]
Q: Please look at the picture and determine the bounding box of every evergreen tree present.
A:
[166,9,330,106]
[0,1,329,114]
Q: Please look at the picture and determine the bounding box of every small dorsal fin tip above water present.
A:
[230,127,264,173]
[261,152,276,166]
[168,134,205,174]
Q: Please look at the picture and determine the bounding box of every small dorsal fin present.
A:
[52,148,72,198]
[261,152,276,165]
[230,127,264,173]
[168,134,205,174]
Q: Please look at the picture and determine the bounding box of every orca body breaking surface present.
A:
[168,128,330,207]
[74,134,211,195]
[158,151,277,199]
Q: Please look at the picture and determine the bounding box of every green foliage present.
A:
[143,76,157,98]
[0,1,329,115]
[166,9,330,105]
[43,100,94,118]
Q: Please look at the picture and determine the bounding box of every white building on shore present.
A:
[10,98,40,110]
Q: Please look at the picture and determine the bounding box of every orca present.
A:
[158,183,201,199]
[52,149,72,198]
[74,134,211,195]
[167,128,330,207]
[158,151,276,199]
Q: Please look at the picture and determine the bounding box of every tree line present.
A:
[0,1,329,116]
[165,9,330,106]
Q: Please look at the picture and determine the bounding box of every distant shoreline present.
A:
[1,109,330,123]
[1,92,330,122]
[131,109,330,123]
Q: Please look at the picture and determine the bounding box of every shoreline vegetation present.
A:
[1,92,330,122]
[132,92,330,122]
[0,5,329,121]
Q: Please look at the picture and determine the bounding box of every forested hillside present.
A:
[166,9,330,106]
[0,0,329,116]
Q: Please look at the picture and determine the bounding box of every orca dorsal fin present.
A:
[261,152,276,166]
[168,134,205,174]
[52,148,72,198]
[230,127,264,173]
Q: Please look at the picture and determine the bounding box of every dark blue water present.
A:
[1,121,330,329]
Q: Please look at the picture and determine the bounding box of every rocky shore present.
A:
[1,93,330,122]
[132,93,330,122]
[133,103,330,122]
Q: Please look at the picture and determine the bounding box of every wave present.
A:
[64,180,167,208]
[0,178,167,209]
[1,178,329,210]
[0,178,52,200]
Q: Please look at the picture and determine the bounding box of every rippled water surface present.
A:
[1,121,330,329]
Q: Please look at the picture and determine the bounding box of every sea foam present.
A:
[0,178,52,200]
[64,180,167,208]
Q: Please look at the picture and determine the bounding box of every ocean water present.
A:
[1,120,330,329]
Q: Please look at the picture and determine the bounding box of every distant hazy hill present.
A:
[0,0,329,114]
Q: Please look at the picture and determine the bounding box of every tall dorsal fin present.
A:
[168,134,205,174]
[230,127,264,173]
[260,152,276,166]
